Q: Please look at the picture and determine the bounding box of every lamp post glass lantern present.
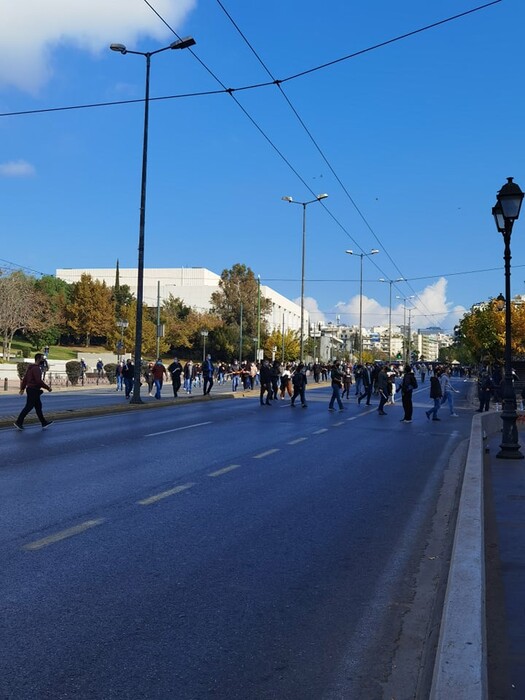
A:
[346,249,379,364]
[493,177,524,459]
[282,193,328,361]
[110,36,195,403]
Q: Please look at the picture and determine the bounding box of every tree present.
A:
[25,275,72,349]
[264,329,300,363]
[455,297,525,364]
[0,271,39,359]
[210,264,272,360]
[65,274,115,346]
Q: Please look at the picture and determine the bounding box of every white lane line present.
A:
[288,437,308,445]
[253,448,279,459]
[313,428,328,434]
[23,519,105,551]
[208,464,241,477]
[146,421,211,437]
[333,421,345,426]
[138,482,195,506]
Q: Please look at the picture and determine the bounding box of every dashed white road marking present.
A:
[253,448,279,459]
[23,519,105,551]
[288,437,308,445]
[146,421,212,437]
[138,482,195,505]
[313,428,328,434]
[208,464,241,477]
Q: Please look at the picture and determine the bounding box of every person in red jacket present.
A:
[14,353,53,430]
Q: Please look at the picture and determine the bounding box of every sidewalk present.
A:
[485,426,525,698]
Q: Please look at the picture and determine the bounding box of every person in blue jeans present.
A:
[328,360,345,411]
[426,372,443,421]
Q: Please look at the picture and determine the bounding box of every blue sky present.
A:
[1,0,524,333]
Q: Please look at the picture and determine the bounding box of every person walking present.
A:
[291,362,308,408]
[440,367,459,416]
[122,358,135,398]
[14,353,53,430]
[230,359,241,392]
[202,354,215,396]
[116,360,124,391]
[151,359,167,400]
[184,360,194,395]
[377,365,390,415]
[259,358,273,405]
[328,360,345,412]
[168,357,183,398]
[280,364,293,399]
[400,364,418,422]
[357,364,373,405]
[477,371,493,412]
[426,370,443,421]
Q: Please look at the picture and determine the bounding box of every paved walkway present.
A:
[485,428,525,698]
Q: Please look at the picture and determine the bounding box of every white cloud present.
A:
[333,278,467,331]
[0,0,197,93]
[296,296,326,326]
[0,160,36,177]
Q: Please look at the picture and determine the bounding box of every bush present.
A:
[65,360,82,386]
[16,362,28,381]
[104,363,117,384]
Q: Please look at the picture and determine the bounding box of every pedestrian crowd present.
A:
[18,351,515,433]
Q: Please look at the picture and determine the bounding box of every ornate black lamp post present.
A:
[492,177,524,459]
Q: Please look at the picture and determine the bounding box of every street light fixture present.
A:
[493,177,524,459]
[282,193,328,361]
[380,277,404,361]
[346,249,379,364]
[110,36,196,404]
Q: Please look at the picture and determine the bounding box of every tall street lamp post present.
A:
[116,320,129,363]
[110,36,196,404]
[201,330,208,363]
[282,193,328,361]
[493,177,524,460]
[396,295,415,362]
[346,249,379,364]
[380,277,404,361]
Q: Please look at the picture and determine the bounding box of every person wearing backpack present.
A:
[291,362,308,408]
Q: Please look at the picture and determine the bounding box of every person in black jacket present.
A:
[259,359,272,405]
[426,370,443,421]
[400,364,418,422]
[291,363,308,408]
[168,357,183,398]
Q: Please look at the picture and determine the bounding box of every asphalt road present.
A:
[0,381,472,699]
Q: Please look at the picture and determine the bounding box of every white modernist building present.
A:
[56,267,307,335]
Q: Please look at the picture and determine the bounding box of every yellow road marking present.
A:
[253,449,279,459]
[208,464,241,477]
[138,482,195,506]
[23,519,105,551]
[288,437,307,445]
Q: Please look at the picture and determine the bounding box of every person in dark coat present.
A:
[400,364,418,422]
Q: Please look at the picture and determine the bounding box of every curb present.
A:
[430,410,502,699]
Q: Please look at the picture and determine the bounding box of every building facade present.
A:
[56,267,307,335]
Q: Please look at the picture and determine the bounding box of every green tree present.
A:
[65,274,115,346]
[210,264,272,360]
[0,271,40,359]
